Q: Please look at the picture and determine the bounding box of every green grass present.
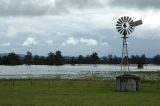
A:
[0,79,159,106]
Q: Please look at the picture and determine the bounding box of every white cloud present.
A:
[62,37,78,46]
[80,38,97,46]
[22,37,38,46]
[2,42,11,46]
[62,37,98,46]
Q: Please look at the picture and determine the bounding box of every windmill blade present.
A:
[126,16,129,22]
[129,20,134,27]
[128,28,133,33]
[117,27,122,31]
[130,20,134,23]
[117,21,122,25]
[124,16,127,22]
[116,26,122,30]
[120,29,124,34]
[117,28,122,32]
[116,24,122,27]
[116,25,122,29]
[117,26,122,30]
[118,19,123,24]
[126,29,130,35]
[130,26,134,31]
[118,28,123,33]
[128,18,132,23]
[129,28,134,34]
[121,17,124,22]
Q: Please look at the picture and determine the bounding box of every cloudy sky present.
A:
[0,0,160,57]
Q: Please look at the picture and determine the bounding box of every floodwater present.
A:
[0,64,159,79]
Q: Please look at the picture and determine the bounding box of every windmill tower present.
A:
[116,16,142,91]
[116,16,143,73]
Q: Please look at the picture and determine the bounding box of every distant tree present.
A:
[33,55,40,65]
[7,52,21,65]
[39,56,46,65]
[113,56,121,64]
[1,56,9,65]
[24,51,33,65]
[136,55,145,69]
[46,52,55,65]
[140,54,147,64]
[90,52,99,65]
[153,54,160,64]
[108,54,114,64]
[55,51,64,65]
[78,55,84,64]
[70,56,77,65]
[135,55,140,64]
[130,55,136,64]
[101,56,108,64]
[84,55,91,64]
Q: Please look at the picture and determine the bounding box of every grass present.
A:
[0,79,159,106]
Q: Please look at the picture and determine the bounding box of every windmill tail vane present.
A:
[130,20,143,27]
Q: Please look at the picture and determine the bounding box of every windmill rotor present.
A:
[116,16,135,36]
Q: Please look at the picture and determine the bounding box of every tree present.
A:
[130,55,136,64]
[46,52,55,65]
[39,56,46,65]
[78,55,84,64]
[0,56,8,65]
[70,56,77,65]
[55,51,64,65]
[7,52,21,65]
[140,54,147,64]
[84,55,91,64]
[101,56,108,64]
[33,55,40,65]
[113,56,121,64]
[90,52,99,65]
[24,51,33,65]
[108,54,113,64]
[153,54,160,64]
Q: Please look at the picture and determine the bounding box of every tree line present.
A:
[0,51,160,66]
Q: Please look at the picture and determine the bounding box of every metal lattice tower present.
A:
[121,33,129,72]
[116,16,143,73]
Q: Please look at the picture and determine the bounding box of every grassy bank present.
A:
[0,79,159,106]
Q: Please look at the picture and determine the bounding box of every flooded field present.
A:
[0,64,159,79]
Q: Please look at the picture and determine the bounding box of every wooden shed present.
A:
[116,74,140,91]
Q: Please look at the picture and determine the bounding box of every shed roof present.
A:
[116,74,140,80]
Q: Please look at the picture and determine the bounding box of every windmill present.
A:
[116,16,143,73]
[115,16,143,91]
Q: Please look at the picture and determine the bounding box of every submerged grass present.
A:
[0,79,159,106]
